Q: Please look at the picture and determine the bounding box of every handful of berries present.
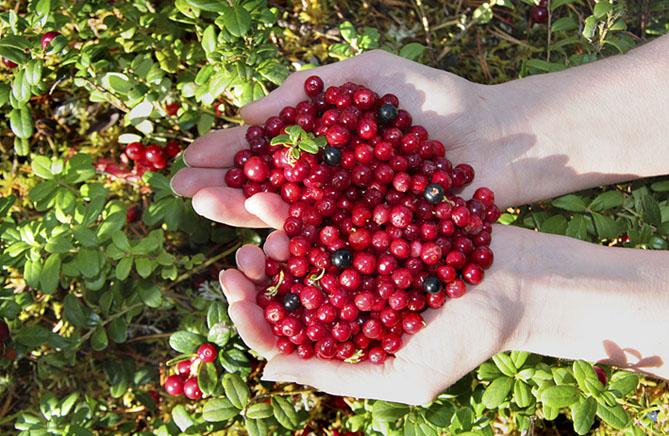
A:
[225,76,499,364]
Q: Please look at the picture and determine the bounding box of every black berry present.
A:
[423,183,445,204]
[323,146,342,166]
[331,249,353,269]
[283,293,300,311]
[377,103,398,125]
[423,276,441,294]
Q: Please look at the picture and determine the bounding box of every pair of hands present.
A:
[171,50,539,405]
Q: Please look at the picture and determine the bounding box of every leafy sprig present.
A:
[270,125,327,163]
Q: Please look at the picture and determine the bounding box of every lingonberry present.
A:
[530,5,548,23]
[381,334,402,353]
[125,142,145,161]
[197,343,217,363]
[368,347,387,364]
[183,378,203,400]
[144,144,165,164]
[176,359,193,376]
[40,31,61,50]
[164,375,184,396]
[2,58,18,69]
[402,312,424,334]
[472,246,494,269]
[316,337,338,359]
[462,263,484,285]
[594,366,608,385]
[445,279,467,298]
[165,102,180,116]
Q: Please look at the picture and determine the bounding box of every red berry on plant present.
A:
[40,31,61,50]
[183,378,203,400]
[164,375,184,396]
[197,343,217,363]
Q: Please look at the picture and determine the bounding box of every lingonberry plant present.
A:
[1,0,668,435]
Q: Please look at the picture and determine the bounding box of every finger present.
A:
[244,193,290,230]
[262,355,434,406]
[183,126,248,168]
[228,300,277,360]
[235,244,267,283]
[240,54,380,125]
[171,167,227,198]
[219,269,257,304]
[264,230,290,261]
[192,187,268,227]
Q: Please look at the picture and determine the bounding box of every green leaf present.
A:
[40,253,61,294]
[138,283,162,308]
[482,376,513,409]
[135,257,153,278]
[197,112,215,136]
[633,187,662,226]
[0,45,28,65]
[246,403,273,419]
[513,380,532,408]
[12,70,31,103]
[272,396,300,430]
[571,396,596,435]
[477,362,502,381]
[63,295,90,328]
[108,317,128,343]
[102,73,132,94]
[492,353,517,377]
[14,324,51,347]
[566,214,589,240]
[372,401,410,422]
[221,6,252,37]
[596,401,630,429]
[91,326,109,351]
[424,403,454,427]
[245,418,268,436]
[589,190,624,211]
[339,21,357,43]
[115,257,132,280]
[540,214,568,235]
[184,0,227,12]
[399,42,426,61]
[551,16,578,32]
[592,212,622,240]
[172,405,194,432]
[540,385,579,408]
[572,360,605,395]
[197,362,219,397]
[593,1,611,18]
[582,16,597,41]
[608,372,639,397]
[202,25,217,55]
[552,194,587,212]
[650,181,669,192]
[222,373,249,409]
[270,134,290,146]
[510,351,530,369]
[169,331,204,353]
[9,107,33,139]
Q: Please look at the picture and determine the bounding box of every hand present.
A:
[220,224,532,405]
[171,50,519,229]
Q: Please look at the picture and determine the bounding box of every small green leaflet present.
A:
[268,125,327,160]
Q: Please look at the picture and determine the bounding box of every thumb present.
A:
[239,52,381,125]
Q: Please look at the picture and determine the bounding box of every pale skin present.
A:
[171,35,669,405]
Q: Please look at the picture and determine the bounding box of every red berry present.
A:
[2,58,18,69]
[243,156,270,182]
[368,347,387,364]
[125,142,145,161]
[41,31,61,50]
[183,378,203,400]
[197,343,217,363]
[164,375,184,396]
[165,102,180,116]
[594,366,608,385]
[176,359,192,376]
[165,140,181,157]
[530,6,548,23]
[145,144,165,164]
[0,320,9,343]
[126,206,140,223]
[304,75,324,97]
[402,312,424,334]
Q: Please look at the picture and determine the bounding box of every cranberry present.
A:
[197,343,217,363]
[165,102,180,116]
[368,347,387,365]
[402,312,424,334]
[2,58,18,69]
[445,279,467,298]
[125,142,145,161]
[530,5,548,23]
[382,334,402,353]
[165,140,181,157]
[462,263,484,285]
[472,246,494,269]
[164,375,184,396]
[278,337,296,354]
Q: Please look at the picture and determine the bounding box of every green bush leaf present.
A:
[9,107,33,139]
[372,401,410,422]
[552,194,587,212]
[596,401,630,429]
[592,212,623,240]
[91,326,109,351]
[221,6,252,37]
[571,396,596,435]
[482,376,513,409]
[589,190,624,211]
[272,396,300,430]
[197,362,219,397]
[172,404,194,431]
[169,331,204,353]
[222,373,250,409]
[608,372,639,397]
[399,42,426,61]
[40,253,61,294]
[492,353,517,377]
[245,418,268,436]
[513,380,532,408]
[246,403,273,419]
[572,361,604,395]
[540,385,579,409]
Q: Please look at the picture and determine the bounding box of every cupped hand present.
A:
[220,224,532,405]
[171,50,512,229]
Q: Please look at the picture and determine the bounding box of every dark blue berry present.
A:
[331,249,352,269]
[283,293,300,311]
[423,276,441,294]
[323,146,342,166]
[423,183,445,204]
[377,103,398,125]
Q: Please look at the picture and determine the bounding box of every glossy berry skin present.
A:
[197,343,217,363]
[41,31,61,50]
[165,140,181,158]
[594,366,608,385]
[422,276,441,294]
[144,144,165,164]
[2,58,18,69]
[377,103,398,125]
[462,263,484,285]
[530,6,548,23]
[331,249,353,269]
[164,375,184,396]
[243,156,270,182]
[125,142,145,161]
[423,183,445,204]
[402,313,424,335]
[323,146,342,166]
[304,75,324,96]
[183,378,203,400]
[368,347,387,364]
[176,359,192,376]
[283,293,301,311]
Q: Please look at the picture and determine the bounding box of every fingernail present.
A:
[169,176,182,197]
[261,372,295,383]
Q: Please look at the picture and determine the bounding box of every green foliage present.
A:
[1,0,668,435]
